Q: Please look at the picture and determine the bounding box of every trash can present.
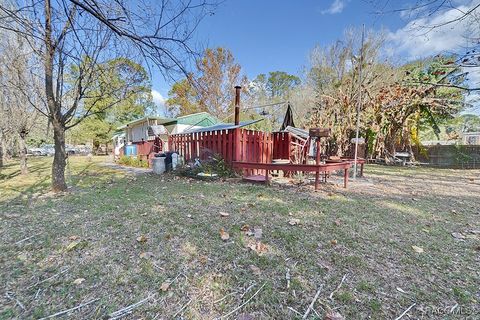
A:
[164,152,179,171]
[152,156,166,175]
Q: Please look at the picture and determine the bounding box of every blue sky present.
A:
[151,0,479,113]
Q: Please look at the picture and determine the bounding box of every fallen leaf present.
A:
[421,228,430,233]
[73,278,85,285]
[66,240,81,252]
[136,235,148,243]
[220,228,230,241]
[246,240,269,255]
[199,255,208,264]
[330,239,338,246]
[324,310,344,320]
[288,218,300,226]
[240,224,250,232]
[412,245,424,253]
[451,232,466,239]
[68,235,79,241]
[220,212,230,217]
[249,265,261,275]
[139,251,154,259]
[160,281,170,291]
[334,219,341,226]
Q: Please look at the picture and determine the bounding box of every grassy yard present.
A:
[0,156,479,319]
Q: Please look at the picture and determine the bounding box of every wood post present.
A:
[234,86,241,126]
[315,138,321,190]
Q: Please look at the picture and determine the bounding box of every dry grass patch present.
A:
[1,157,479,319]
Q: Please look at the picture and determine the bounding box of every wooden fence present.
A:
[169,129,292,175]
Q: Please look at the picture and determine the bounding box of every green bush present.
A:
[118,155,149,168]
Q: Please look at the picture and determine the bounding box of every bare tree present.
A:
[0,0,216,191]
[0,29,43,174]
[307,29,389,155]
[306,29,465,160]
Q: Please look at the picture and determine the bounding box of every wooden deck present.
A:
[233,161,352,189]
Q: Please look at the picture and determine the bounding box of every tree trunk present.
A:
[18,131,28,175]
[52,120,68,191]
[44,0,68,191]
[0,130,4,174]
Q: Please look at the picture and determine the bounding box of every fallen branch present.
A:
[286,268,291,289]
[38,298,99,320]
[29,267,70,289]
[450,303,458,314]
[394,303,416,320]
[303,286,323,319]
[328,274,347,300]
[240,283,256,299]
[15,233,40,245]
[109,295,155,319]
[287,306,302,316]
[172,299,192,318]
[214,292,238,304]
[5,292,25,311]
[220,282,266,319]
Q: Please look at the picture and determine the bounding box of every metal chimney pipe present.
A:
[234,86,242,125]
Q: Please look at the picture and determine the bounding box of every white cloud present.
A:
[151,89,166,107]
[387,2,480,112]
[388,3,477,59]
[321,0,346,15]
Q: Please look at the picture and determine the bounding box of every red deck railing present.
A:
[169,129,292,175]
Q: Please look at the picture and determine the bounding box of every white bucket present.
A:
[152,157,166,174]
[171,153,178,170]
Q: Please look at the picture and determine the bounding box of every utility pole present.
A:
[353,24,365,180]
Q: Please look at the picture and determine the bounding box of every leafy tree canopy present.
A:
[69,58,153,147]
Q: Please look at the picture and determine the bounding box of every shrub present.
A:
[118,155,149,168]
[177,153,235,179]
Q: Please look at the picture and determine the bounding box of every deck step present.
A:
[243,175,269,183]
